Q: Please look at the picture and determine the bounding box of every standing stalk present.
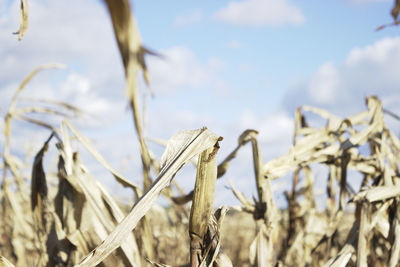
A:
[189,142,220,267]
[104,0,154,260]
[250,131,277,267]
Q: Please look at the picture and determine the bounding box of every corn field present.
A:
[1,0,400,266]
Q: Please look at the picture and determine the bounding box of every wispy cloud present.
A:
[213,0,305,27]
[173,10,203,28]
[285,37,400,127]
[148,46,226,93]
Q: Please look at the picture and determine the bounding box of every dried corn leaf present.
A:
[145,259,171,267]
[2,187,32,267]
[0,256,15,267]
[31,134,53,265]
[302,105,342,130]
[76,127,221,267]
[72,158,140,266]
[324,219,359,267]
[171,129,253,205]
[249,224,268,267]
[63,120,139,194]
[216,130,253,177]
[56,124,141,266]
[15,106,71,118]
[13,0,28,40]
[104,0,143,80]
[215,253,233,267]
[324,251,352,267]
[229,180,254,213]
[3,64,65,190]
[389,199,400,267]
[392,0,400,21]
[19,97,86,117]
[9,64,66,112]
[353,186,400,202]
[104,0,153,190]
[31,135,53,210]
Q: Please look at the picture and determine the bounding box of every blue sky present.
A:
[135,0,399,116]
[1,0,399,206]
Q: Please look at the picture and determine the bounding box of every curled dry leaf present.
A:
[76,127,221,267]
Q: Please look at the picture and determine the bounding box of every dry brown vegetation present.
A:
[1,0,400,266]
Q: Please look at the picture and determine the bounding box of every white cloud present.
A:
[346,37,400,65]
[148,46,226,93]
[60,73,90,95]
[285,37,400,131]
[0,0,127,125]
[308,62,340,104]
[173,10,203,28]
[58,73,114,117]
[238,110,294,150]
[213,0,305,27]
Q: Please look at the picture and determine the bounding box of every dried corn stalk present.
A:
[104,0,153,190]
[104,1,157,259]
[189,143,219,266]
[229,96,400,266]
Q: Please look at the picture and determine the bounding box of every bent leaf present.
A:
[76,127,222,267]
